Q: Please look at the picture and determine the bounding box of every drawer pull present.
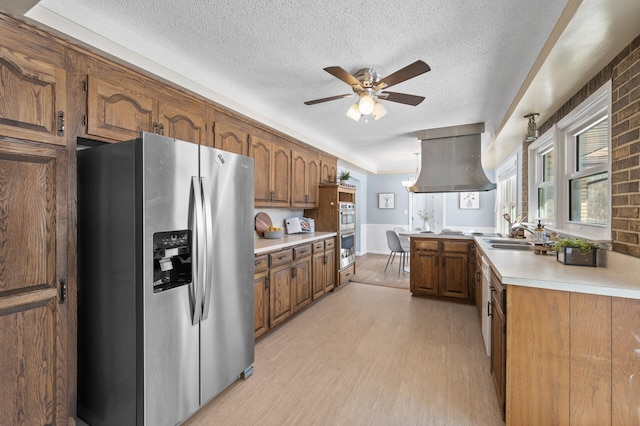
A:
[278,254,287,260]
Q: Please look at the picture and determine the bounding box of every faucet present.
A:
[510,224,534,238]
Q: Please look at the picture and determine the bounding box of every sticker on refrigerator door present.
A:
[152,230,192,293]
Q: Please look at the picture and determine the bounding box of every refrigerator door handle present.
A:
[200,176,214,321]
[189,176,204,325]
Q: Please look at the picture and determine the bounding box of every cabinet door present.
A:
[269,264,292,327]
[410,249,439,295]
[0,141,68,425]
[441,252,469,299]
[0,45,66,145]
[292,257,312,313]
[312,252,325,300]
[86,74,157,141]
[320,154,337,184]
[491,292,506,419]
[271,141,291,207]
[253,270,269,339]
[324,248,336,292]
[213,119,248,156]
[290,149,307,207]
[306,154,320,208]
[158,97,205,145]
[250,136,272,206]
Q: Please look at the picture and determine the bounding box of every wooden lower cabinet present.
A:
[255,239,335,338]
[312,238,336,300]
[490,272,506,420]
[410,238,474,302]
[505,285,640,424]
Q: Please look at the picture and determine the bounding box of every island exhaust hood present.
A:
[410,122,496,193]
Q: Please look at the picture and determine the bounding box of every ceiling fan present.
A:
[304,60,431,121]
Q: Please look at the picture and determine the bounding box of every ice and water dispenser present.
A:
[153,230,192,293]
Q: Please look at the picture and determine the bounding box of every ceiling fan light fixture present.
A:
[373,101,387,120]
[358,94,375,115]
[346,103,361,121]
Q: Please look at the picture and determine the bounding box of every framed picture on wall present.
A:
[460,192,479,209]
[378,193,395,209]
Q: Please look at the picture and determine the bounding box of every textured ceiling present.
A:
[13,0,617,173]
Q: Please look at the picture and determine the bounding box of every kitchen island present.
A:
[475,236,640,425]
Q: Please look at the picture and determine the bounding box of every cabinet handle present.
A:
[59,279,67,304]
[298,249,308,255]
[291,267,297,278]
[487,301,492,317]
[265,276,270,290]
[278,254,287,260]
[324,255,328,264]
[442,256,445,266]
[158,123,165,135]
[255,260,260,266]
[57,111,65,136]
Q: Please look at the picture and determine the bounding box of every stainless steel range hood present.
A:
[410,122,496,193]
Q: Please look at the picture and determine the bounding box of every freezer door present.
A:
[199,146,255,404]
[141,133,201,425]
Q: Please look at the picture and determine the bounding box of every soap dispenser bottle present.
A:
[534,219,545,244]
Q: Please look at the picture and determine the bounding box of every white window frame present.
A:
[528,128,556,227]
[496,148,521,235]
[528,80,612,241]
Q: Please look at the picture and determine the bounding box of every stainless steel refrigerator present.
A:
[77,132,255,426]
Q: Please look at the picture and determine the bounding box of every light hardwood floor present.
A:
[184,282,503,426]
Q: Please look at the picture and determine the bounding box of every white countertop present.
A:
[475,236,640,300]
[254,232,337,255]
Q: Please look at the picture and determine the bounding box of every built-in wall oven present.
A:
[339,202,355,232]
[339,231,356,270]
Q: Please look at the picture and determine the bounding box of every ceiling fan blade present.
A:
[304,93,353,105]
[374,60,431,91]
[377,91,425,106]
[323,66,363,88]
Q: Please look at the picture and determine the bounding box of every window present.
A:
[528,81,611,240]
[495,151,520,236]
[529,129,555,226]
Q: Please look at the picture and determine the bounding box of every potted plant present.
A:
[338,170,350,184]
[417,209,437,232]
[551,238,599,266]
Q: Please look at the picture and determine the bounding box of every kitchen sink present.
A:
[483,239,532,245]
[488,243,533,250]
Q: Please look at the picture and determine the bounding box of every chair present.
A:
[393,226,410,252]
[385,230,408,277]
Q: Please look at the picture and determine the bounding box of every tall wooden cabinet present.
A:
[0,140,69,426]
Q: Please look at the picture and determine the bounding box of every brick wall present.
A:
[522,33,640,258]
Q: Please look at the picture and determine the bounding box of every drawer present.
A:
[413,239,439,251]
[294,244,312,259]
[490,270,505,312]
[270,249,293,267]
[324,238,335,250]
[254,254,269,273]
[442,240,470,253]
[339,263,355,284]
[312,241,325,253]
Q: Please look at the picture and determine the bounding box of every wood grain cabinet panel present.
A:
[0,140,68,426]
[291,149,319,208]
[612,297,640,425]
[253,270,269,339]
[250,135,291,207]
[86,74,157,141]
[410,238,473,301]
[291,256,312,313]
[158,98,205,145]
[269,263,292,328]
[0,45,66,146]
[320,154,337,184]
[213,118,249,156]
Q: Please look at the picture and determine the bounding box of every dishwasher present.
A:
[481,256,492,356]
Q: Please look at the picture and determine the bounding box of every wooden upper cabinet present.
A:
[213,114,249,156]
[320,154,337,184]
[0,140,68,425]
[291,149,319,208]
[250,135,291,207]
[157,97,205,145]
[86,74,157,141]
[0,45,66,146]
